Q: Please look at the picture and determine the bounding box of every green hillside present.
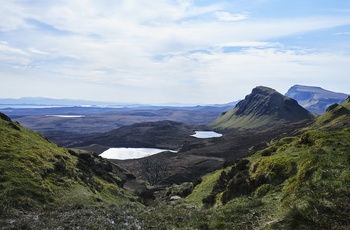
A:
[183,101,350,229]
[0,113,133,210]
[314,96,350,129]
[1,95,350,229]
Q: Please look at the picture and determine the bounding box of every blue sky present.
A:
[0,0,350,104]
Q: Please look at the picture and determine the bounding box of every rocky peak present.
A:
[211,86,315,129]
[234,86,308,120]
[251,86,279,96]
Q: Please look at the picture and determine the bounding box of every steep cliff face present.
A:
[285,85,349,115]
[210,86,315,130]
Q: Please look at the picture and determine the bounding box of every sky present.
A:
[1,0,350,105]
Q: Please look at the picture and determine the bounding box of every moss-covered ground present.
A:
[0,114,133,211]
[181,127,350,229]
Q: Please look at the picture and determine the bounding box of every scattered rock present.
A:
[170,195,182,201]
[166,182,194,198]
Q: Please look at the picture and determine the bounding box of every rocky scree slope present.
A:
[210,86,315,130]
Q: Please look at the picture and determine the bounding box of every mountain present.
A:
[210,86,315,130]
[0,112,140,209]
[184,102,350,229]
[285,85,349,115]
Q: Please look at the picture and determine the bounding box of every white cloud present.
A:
[333,32,350,36]
[214,11,248,21]
[0,1,350,103]
[28,47,49,55]
[0,42,27,55]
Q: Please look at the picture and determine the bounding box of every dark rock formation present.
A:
[0,112,11,122]
[235,86,313,120]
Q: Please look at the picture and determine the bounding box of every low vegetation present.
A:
[1,97,350,229]
[187,99,350,229]
[0,113,134,211]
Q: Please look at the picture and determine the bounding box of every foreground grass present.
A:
[2,123,349,229]
[0,113,133,218]
[181,126,350,229]
[0,202,211,230]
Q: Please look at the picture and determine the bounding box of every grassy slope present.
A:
[210,107,275,129]
[183,100,350,229]
[183,169,225,206]
[314,96,350,129]
[0,114,132,210]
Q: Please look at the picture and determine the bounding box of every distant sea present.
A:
[0,105,66,109]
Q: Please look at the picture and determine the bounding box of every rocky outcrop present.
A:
[0,112,11,121]
[68,149,136,188]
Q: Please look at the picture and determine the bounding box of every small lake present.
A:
[100,148,176,160]
[191,131,222,138]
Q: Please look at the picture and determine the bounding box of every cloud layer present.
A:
[1,0,350,104]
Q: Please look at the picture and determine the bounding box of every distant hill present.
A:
[0,96,238,109]
[285,85,349,115]
[0,97,110,107]
[210,86,315,130]
[70,120,205,152]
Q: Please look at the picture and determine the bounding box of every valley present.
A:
[1,104,234,147]
[0,85,349,229]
